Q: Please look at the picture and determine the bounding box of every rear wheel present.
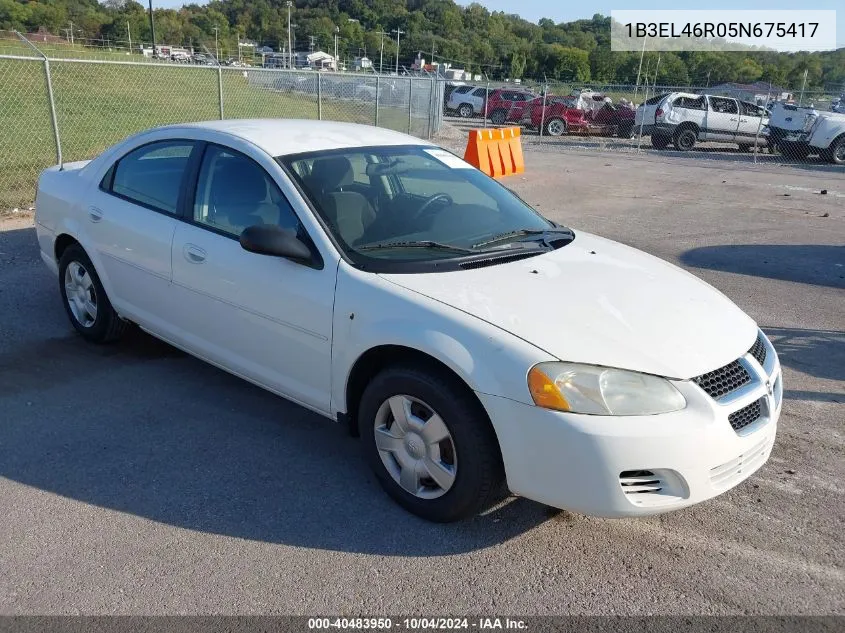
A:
[545,117,566,137]
[458,103,473,118]
[651,134,670,150]
[490,110,507,126]
[673,127,697,151]
[58,244,127,343]
[359,364,505,522]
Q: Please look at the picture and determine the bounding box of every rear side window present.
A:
[674,96,705,110]
[453,85,473,94]
[709,97,738,114]
[471,87,487,97]
[645,93,668,105]
[108,141,195,214]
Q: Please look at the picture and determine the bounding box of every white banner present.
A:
[611,10,837,52]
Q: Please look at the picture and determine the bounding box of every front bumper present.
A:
[478,337,782,517]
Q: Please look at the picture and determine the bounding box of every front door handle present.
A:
[183,244,207,264]
[88,206,103,222]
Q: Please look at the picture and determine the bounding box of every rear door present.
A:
[704,96,740,141]
[85,140,198,329]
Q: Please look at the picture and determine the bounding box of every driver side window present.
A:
[193,145,302,238]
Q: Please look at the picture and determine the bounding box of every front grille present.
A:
[693,360,752,399]
[729,398,763,432]
[748,334,767,367]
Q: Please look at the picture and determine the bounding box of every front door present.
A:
[169,143,336,413]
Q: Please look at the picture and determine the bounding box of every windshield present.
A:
[279,145,569,271]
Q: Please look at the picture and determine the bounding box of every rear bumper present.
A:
[478,340,782,517]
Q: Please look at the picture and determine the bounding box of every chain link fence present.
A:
[0,32,444,212]
[436,77,845,170]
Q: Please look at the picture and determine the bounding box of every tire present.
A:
[458,103,473,118]
[673,127,697,151]
[544,117,566,137]
[490,110,507,126]
[359,363,505,522]
[58,244,127,343]
[651,134,670,150]
[828,136,845,165]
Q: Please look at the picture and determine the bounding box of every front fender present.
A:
[331,263,556,415]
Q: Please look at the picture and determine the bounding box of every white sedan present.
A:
[34,119,782,522]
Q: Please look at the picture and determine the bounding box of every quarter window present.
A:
[109,141,195,214]
[193,145,302,238]
[674,96,705,110]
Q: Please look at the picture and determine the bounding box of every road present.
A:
[0,150,843,615]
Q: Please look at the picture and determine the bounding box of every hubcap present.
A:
[374,394,457,499]
[63,261,98,327]
[835,143,845,162]
[548,120,564,136]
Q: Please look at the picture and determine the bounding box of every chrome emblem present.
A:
[765,380,773,396]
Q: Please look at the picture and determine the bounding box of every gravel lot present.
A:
[0,149,843,615]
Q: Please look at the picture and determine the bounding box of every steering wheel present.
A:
[412,193,453,221]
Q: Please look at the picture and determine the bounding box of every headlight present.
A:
[528,362,686,416]
[802,114,818,132]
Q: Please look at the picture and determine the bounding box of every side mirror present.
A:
[239,225,312,262]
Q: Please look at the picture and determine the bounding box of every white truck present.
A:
[787,112,845,164]
[766,102,819,159]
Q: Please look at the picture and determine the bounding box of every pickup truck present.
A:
[766,102,819,158]
[785,111,845,164]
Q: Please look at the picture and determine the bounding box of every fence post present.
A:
[753,92,771,165]
[427,76,435,139]
[408,78,413,135]
[375,75,380,127]
[539,85,547,140]
[317,72,322,120]
[484,82,489,128]
[217,66,224,119]
[16,31,62,168]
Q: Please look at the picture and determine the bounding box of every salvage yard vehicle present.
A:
[788,111,845,164]
[483,88,538,126]
[446,85,486,118]
[522,95,635,137]
[635,92,770,151]
[35,119,782,522]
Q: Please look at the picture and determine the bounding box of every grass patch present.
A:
[1,57,433,210]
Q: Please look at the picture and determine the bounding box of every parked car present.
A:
[446,85,486,118]
[523,95,635,137]
[635,92,770,151]
[483,89,538,126]
[786,111,845,164]
[766,102,820,158]
[34,119,782,522]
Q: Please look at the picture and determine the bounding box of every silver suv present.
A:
[446,85,487,118]
[635,92,770,151]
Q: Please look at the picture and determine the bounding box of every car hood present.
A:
[379,231,757,380]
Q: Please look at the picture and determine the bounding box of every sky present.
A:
[153,0,843,49]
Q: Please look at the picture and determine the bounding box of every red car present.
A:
[521,95,636,138]
[483,89,538,126]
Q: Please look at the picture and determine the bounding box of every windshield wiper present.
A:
[357,240,476,254]
[472,228,573,249]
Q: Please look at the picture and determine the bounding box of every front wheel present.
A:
[544,117,566,137]
[359,364,505,522]
[489,110,507,126]
[458,103,473,118]
[828,136,845,165]
[58,244,128,343]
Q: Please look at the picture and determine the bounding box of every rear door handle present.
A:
[183,244,207,264]
[88,206,103,222]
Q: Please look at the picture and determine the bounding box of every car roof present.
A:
[158,119,434,157]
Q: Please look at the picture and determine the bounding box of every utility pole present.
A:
[308,35,316,53]
[236,30,241,64]
[147,0,156,56]
[68,21,74,45]
[392,28,404,75]
[212,26,219,62]
[376,30,387,74]
[127,21,132,55]
[430,36,435,72]
[286,1,293,69]
[334,26,339,71]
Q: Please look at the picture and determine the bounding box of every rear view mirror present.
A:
[240,225,312,262]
